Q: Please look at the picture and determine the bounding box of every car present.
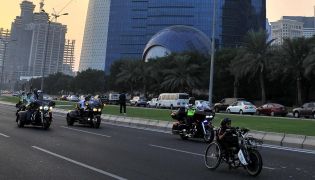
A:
[130,96,147,107]
[292,102,315,118]
[147,98,158,108]
[214,98,245,113]
[12,92,20,97]
[60,95,68,101]
[195,100,211,110]
[99,95,108,104]
[256,103,287,116]
[43,94,53,101]
[67,95,80,102]
[226,101,256,115]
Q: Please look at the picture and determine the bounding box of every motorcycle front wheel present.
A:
[42,118,51,130]
[204,142,222,170]
[246,149,263,176]
[204,128,215,143]
[93,116,101,129]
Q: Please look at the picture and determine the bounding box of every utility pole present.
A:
[208,0,216,107]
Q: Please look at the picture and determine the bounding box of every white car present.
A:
[147,98,158,108]
[67,95,80,102]
[226,101,256,115]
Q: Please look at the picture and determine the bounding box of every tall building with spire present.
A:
[6,0,67,84]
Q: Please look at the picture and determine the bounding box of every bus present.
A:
[157,93,189,109]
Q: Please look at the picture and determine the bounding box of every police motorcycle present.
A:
[204,127,263,176]
[171,102,215,143]
[66,99,103,128]
[16,100,55,130]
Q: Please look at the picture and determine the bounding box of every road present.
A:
[0,104,314,180]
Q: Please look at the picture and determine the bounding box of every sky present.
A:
[0,0,314,71]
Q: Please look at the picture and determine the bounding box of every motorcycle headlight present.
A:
[98,108,102,112]
[39,106,43,110]
[44,106,49,111]
[206,115,213,119]
[93,108,97,112]
[49,107,53,110]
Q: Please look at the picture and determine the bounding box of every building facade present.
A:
[0,28,11,83]
[6,0,67,83]
[283,16,315,38]
[63,39,76,76]
[80,0,266,73]
[271,19,304,45]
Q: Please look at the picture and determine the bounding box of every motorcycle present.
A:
[66,101,102,128]
[16,100,54,130]
[204,127,263,176]
[171,108,215,143]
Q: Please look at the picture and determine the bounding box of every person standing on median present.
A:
[119,92,126,114]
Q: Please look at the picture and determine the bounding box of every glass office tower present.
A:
[79,0,266,73]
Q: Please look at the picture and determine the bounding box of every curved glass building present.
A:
[80,0,266,73]
[143,25,211,62]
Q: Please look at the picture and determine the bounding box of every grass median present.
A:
[1,96,315,136]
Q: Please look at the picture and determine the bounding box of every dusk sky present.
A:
[0,0,314,71]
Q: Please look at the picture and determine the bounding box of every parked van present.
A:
[157,93,189,109]
[108,93,120,104]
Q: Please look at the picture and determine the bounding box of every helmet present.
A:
[188,97,195,105]
[220,118,231,127]
[85,95,91,101]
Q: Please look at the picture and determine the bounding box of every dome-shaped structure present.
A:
[143,25,211,62]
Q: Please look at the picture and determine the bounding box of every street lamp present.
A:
[40,10,68,91]
[208,0,216,107]
[0,37,16,96]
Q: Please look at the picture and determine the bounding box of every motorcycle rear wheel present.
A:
[246,149,263,176]
[66,114,74,126]
[17,115,25,128]
[204,142,222,170]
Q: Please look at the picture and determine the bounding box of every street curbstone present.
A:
[282,134,306,149]
[247,131,266,141]
[262,132,285,146]
[302,136,315,151]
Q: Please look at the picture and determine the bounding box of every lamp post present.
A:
[208,0,216,107]
[0,38,16,96]
[40,10,68,91]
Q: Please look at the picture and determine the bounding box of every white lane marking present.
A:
[32,146,127,180]
[0,133,9,138]
[262,144,315,155]
[149,144,204,157]
[61,126,111,138]
[149,144,275,170]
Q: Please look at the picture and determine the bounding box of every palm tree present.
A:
[230,29,274,103]
[161,55,202,93]
[282,37,315,105]
[115,60,140,95]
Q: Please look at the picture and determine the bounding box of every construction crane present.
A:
[40,0,74,22]
[51,0,74,22]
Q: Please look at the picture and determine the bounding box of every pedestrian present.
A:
[119,92,126,114]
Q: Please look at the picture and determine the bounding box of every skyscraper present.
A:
[63,39,76,76]
[80,0,266,73]
[6,0,67,83]
[0,28,10,84]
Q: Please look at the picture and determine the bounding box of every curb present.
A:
[1,101,315,151]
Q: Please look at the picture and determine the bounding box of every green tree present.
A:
[230,29,274,103]
[74,69,105,94]
[282,37,315,105]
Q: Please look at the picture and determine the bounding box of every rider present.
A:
[77,95,91,116]
[218,118,239,161]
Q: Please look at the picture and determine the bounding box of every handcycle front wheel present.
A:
[204,141,222,170]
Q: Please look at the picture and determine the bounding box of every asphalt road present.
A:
[0,104,315,180]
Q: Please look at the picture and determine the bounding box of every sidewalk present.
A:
[2,101,315,151]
